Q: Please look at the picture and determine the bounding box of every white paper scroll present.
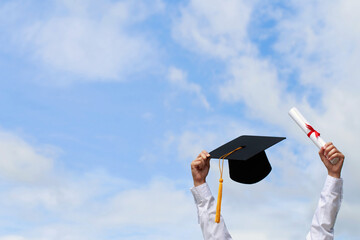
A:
[288,107,338,165]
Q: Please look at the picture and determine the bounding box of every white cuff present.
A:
[324,175,343,194]
[190,182,213,204]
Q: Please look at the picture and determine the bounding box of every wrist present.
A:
[193,179,206,187]
[328,172,341,179]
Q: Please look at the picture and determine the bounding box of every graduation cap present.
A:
[209,135,285,223]
[210,135,285,184]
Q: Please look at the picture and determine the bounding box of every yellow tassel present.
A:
[215,146,242,223]
[215,178,223,223]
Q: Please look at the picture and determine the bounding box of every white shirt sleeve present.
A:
[191,183,233,240]
[306,175,343,240]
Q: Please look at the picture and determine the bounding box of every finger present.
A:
[327,148,338,159]
[200,152,208,161]
[328,152,344,161]
[194,156,202,164]
[192,158,205,168]
[196,152,206,161]
[325,142,333,148]
[324,145,335,157]
[191,159,201,168]
[201,150,210,157]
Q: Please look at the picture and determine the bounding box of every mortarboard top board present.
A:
[210,135,285,184]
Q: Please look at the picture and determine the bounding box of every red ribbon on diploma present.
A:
[306,123,320,138]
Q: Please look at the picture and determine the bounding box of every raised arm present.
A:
[306,143,344,240]
[190,150,233,240]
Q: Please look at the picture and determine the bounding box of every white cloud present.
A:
[6,0,164,80]
[0,129,201,240]
[1,176,201,240]
[219,56,296,127]
[274,0,360,87]
[167,66,211,110]
[0,236,26,240]
[0,131,54,183]
[172,0,299,129]
[172,0,254,59]
[95,179,195,227]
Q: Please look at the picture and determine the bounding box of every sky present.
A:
[0,0,359,239]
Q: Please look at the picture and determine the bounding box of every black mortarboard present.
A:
[210,135,285,184]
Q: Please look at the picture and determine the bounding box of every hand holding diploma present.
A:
[319,142,344,178]
[288,107,339,165]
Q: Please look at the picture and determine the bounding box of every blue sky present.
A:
[0,0,359,239]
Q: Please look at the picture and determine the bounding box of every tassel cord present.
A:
[215,146,243,223]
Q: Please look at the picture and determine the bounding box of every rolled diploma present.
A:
[289,107,338,164]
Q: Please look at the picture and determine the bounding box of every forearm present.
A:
[306,175,343,240]
[191,183,233,240]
